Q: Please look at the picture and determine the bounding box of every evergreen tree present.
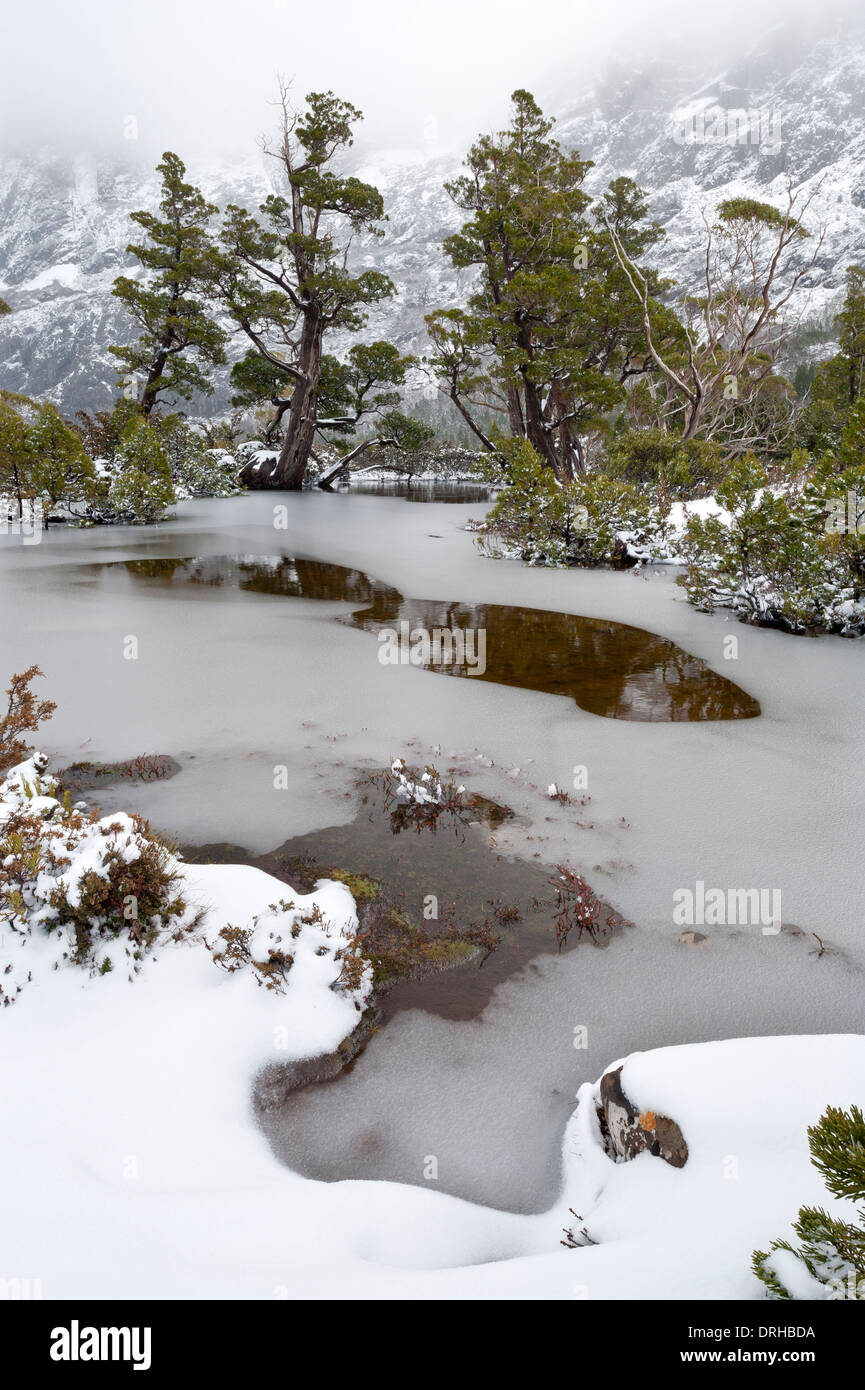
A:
[753,1105,865,1300]
[837,264,865,406]
[214,86,411,489]
[425,91,667,481]
[29,403,98,517]
[0,297,10,317]
[1,393,98,523]
[110,152,227,417]
[103,417,176,524]
[0,393,35,519]
[796,265,865,455]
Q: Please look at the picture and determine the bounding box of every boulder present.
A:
[599,1065,688,1168]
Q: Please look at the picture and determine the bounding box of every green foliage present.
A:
[753,1105,865,1300]
[426,90,666,478]
[480,440,661,567]
[0,392,35,506]
[796,355,853,455]
[839,394,865,471]
[795,266,865,455]
[102,417,175,524]
[374,410,434,453]
[1,392,98,518]
[838,264,865,403]
[716,196,807,236]
[792,361,817,400]
[679,455,851,629]
[803,453,865,601]
[0,296,11,317]
[29,403,97,512]
[229,349,292,422]
[155,415,241,498]
[604,428,723,499]
[110,151,227,415]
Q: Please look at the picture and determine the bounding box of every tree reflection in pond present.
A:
[119,555,760,722]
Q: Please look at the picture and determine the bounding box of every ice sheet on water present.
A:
[1,492,863,1208]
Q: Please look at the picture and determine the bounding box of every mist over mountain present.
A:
[2,22,863,417]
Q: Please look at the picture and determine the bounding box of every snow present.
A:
[2,846,861,1300]
[2,494,864,1207]
[558,1035,865,1301]
[16,263,80,292]
[2,494,864,1295]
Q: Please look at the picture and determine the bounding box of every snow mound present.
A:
[560,1034,865,1300]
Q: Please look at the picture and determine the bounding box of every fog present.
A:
[1,0,860,162]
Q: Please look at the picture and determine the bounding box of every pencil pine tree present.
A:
[753,1104,865,1299]
[110,152,227,417]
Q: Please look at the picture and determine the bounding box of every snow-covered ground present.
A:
[1,493,863,1295]
[2,877,861,1298]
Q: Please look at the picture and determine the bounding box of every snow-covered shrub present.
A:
[0,753,195,987]
[104,465,175,524]
[74,414,177,525]
[477,440,666,567]
[105,418,175,522]
[679,454,865,634]
[157,416,241,498]
[753,1105,865,1300]
[208,898,364,997]
[388,757,460,806]
[72,406,239,518]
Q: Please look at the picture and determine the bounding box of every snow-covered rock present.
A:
[560,1035,865,1300]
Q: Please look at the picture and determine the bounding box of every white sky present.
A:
[0,0,858,159]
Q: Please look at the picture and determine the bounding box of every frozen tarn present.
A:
[1,492,863,1209]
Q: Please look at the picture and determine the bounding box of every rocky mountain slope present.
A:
[1,23,863,417]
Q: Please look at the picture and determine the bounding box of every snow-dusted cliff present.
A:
[2,25,864,414]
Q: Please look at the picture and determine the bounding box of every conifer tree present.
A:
[213,86,413,489]
[425,91,667,482]
[796,265,865,456]
[753,1105,865,1299]
[838,264,865,406]
[29,403,97,517]
[110,152,227,417]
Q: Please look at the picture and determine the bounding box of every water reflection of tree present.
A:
[123,558,194,581]
[120,555,759,722]
[350,598,759,721]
